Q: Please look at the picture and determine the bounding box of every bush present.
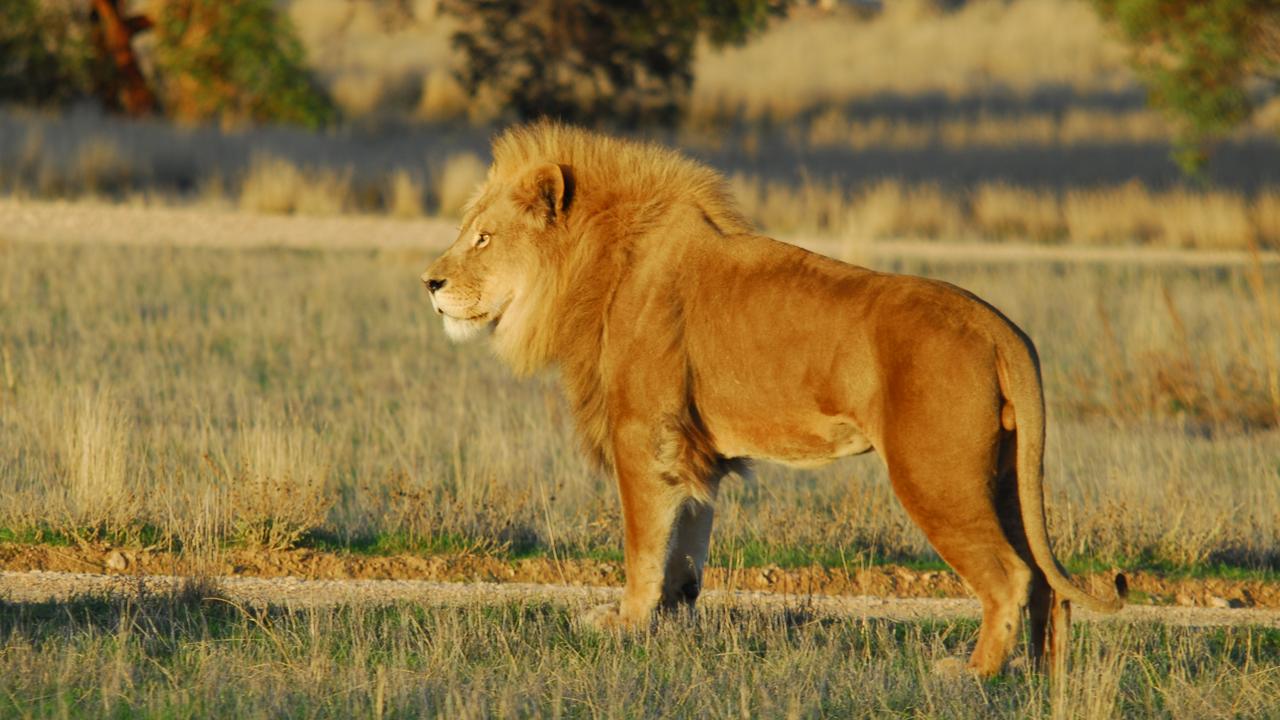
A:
[154,0,334,128]
[1093,0,1280,175]
[0,0,92,105]
[447,0,786,126]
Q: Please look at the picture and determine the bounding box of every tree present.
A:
[154,0,334,128]
[0,0,92,105]
[1,0,332,129]
[1093,0,1280,175]
[446,0,787,127]
[89,0,157,115]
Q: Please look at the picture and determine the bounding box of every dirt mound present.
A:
[0,542,1273,608]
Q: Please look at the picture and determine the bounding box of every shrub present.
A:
[154,0,335,128]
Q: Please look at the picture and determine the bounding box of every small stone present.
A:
[1207,595,1230,609]
[105,550,129,572]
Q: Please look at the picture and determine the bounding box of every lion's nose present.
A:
[425,277,447,293]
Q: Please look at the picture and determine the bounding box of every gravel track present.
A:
[4,571,1279,629]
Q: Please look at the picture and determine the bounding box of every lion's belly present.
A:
[709,414,875,468]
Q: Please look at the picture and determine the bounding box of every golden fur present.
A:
[422,121,1123,677]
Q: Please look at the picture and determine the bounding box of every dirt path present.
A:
[4,197,1278,267]
[3,570,1279,629]
[2,543,1279,618]
[4,543,1279,607]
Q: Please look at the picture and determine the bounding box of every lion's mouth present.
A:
[434,297,508,335]
[435,306,488,323]
[442,309,502,332]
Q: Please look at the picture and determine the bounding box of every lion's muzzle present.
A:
[420,272,447,314]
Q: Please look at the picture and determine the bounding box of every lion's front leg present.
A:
[582,423,705,631]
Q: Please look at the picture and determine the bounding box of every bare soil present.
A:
[1,542,1276,612]
[3,567,1279,630]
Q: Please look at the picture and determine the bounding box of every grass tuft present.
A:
[239,154,353,216]
[435,152,486,218]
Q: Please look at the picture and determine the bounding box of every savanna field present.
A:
[2,223,1280,716]
[2,239,1279,571]
[3,0,1280,716]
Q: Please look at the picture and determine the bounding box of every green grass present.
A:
[0,587,1277,718]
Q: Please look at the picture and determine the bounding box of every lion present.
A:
[421,121,1124,676]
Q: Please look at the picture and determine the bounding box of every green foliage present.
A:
[0,0,92,105]
[154,0,334,128]
[447,0,788,126]
[1094,0,1280,175]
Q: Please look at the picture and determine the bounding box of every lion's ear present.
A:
[514,163,573,225]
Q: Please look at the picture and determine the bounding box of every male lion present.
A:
[422,121,1123,676]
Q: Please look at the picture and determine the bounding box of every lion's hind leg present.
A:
[1025,569,1053,670]
[886,454,1035,677]
[880,393,1035,677]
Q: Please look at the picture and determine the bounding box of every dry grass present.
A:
[385,169,426,218]
[147,149,485,219]
[329,70,389,118]
[1157,191,1255,249]
[804,108,1195,152]
[278,0,1141,127]
[691,0,1133,123]
[0,238,1277,571]
[415,67,471,122]
[4,133,142,199]
[285,0,460,121]
[1062,183,1159,245]
[435,152,487,218]
[1253,191,1280,248]
[727,174,851,236]
[733,179,1279,250]
[0,593,1277,718]
[75,136,138,197]
[972,184,1063,242]
[60,391,140,533]
[238,154,353,216]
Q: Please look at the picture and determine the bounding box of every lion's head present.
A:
[420,121,750,376]
[421,162,572,346]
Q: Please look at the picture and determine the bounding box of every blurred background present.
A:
[2,0,1279,249]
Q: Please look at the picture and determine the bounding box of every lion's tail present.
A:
[997,332,1125,614]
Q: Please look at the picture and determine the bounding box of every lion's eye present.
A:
[474,232,491,248]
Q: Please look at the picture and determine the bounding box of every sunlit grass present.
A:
[0,240,1276,575]
[0,589,1277,718]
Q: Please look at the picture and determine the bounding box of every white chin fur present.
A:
[442,315,487,342]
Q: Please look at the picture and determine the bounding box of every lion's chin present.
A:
[441,315,491,342]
